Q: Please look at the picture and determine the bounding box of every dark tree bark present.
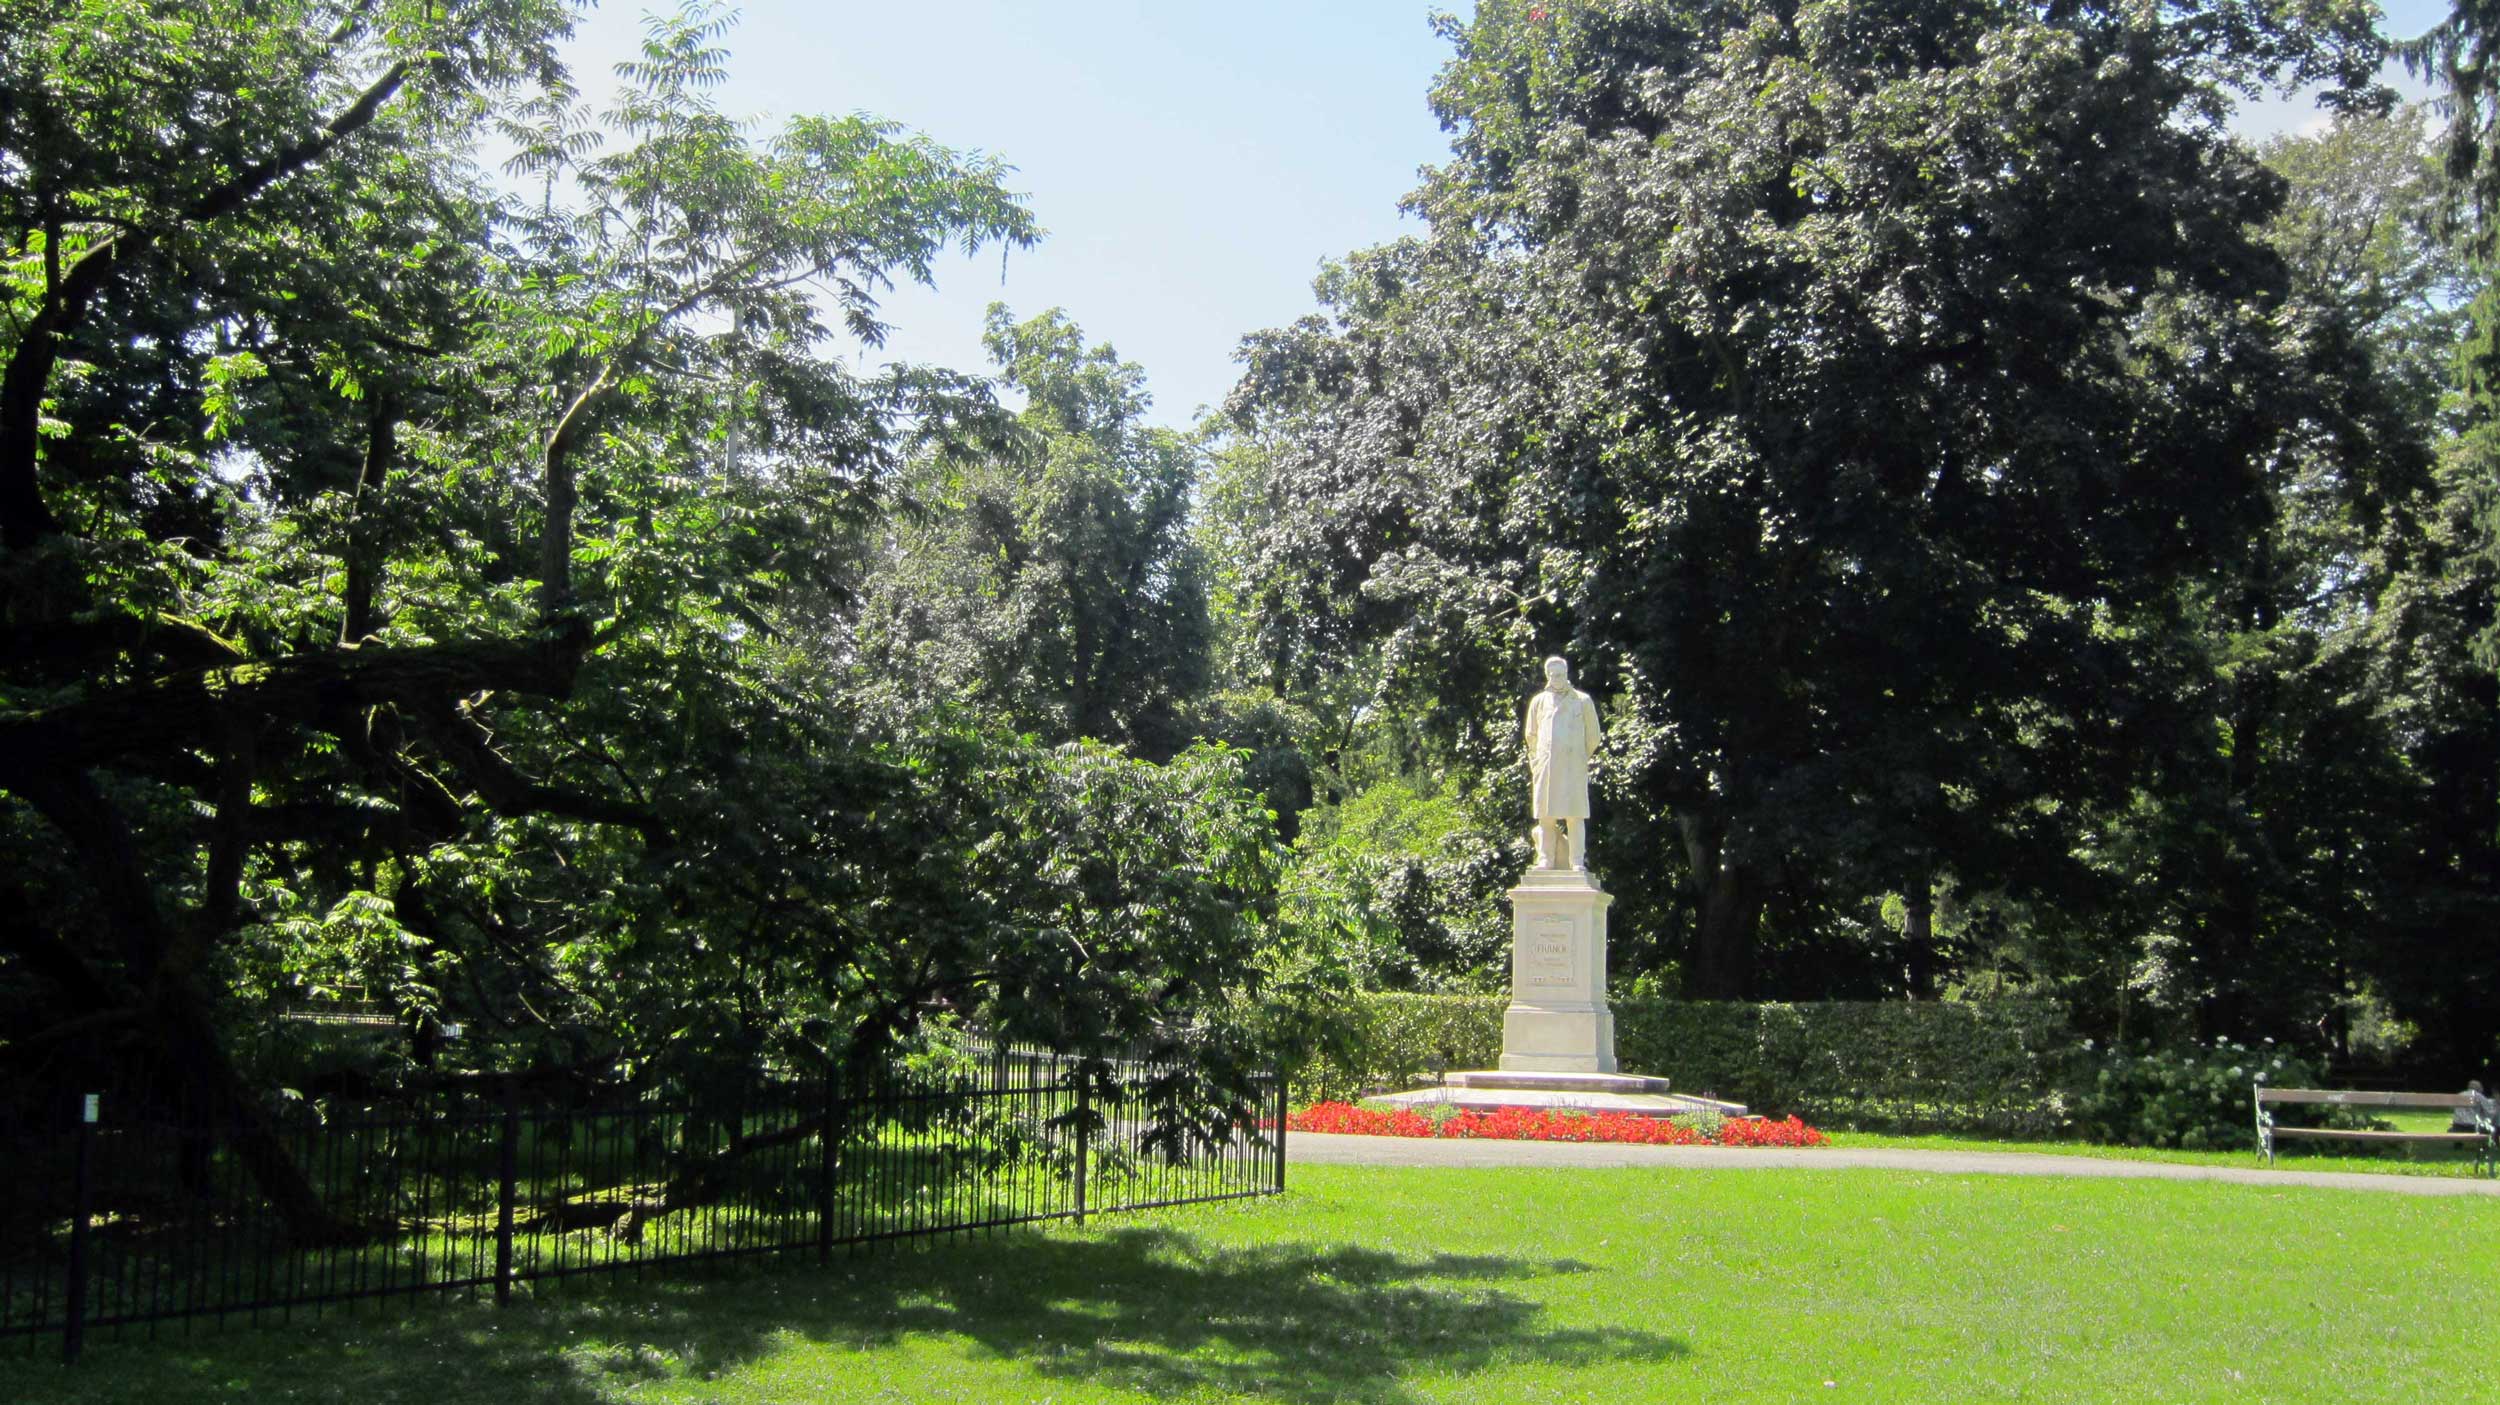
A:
[0,632,586,771]
[8,768,362,1242]
[1680,813,1761,999]
[1903,881,1937,1001]
[340,396,399,644]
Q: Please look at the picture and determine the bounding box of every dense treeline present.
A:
[863,1,2500,1078]
[5,0,2500,1243]
[1201,0,2500,1078]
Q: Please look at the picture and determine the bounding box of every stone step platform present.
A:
[1374,1069,1749,1120]
[1446,1070,1671,1094]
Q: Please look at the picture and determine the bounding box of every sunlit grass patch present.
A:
[15,1163,2497,1403]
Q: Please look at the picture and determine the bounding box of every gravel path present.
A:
[1286,1131,2500,1198]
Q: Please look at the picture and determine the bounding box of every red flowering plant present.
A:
[1287,1102,1827,1147]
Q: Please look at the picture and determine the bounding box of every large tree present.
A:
[0,2,1295,1235]
[2009,107,2466,1047]
[2403,0,2500,672]
[854,307,1211,759]
[1227,0,2393,997]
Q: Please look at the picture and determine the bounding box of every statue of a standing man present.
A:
[1524,656,1603,870]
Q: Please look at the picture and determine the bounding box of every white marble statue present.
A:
[1523,655,1603,869]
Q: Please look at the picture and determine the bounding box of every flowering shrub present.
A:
[1714,1114,1830,1148]
[1293,1102,1440,1138]
[1287,1101,1827,1147]
[2068,1039,2326,1150]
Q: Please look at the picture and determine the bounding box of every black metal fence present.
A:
[1,1048,1286,1363]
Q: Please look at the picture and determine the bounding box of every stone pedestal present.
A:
[1499,867,1616,1074]
[1373,856,1753,1121]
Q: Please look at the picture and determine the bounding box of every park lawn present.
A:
[1829,1108,2495,1178]
[8,1162,2497,1404]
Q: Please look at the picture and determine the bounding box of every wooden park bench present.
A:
[2252,1077,2496,1178]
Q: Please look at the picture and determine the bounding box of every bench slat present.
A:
[2267,1128,2487,1144]
[2256,1089,2475,1109]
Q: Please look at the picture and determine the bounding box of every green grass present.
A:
[1829,1108,2495,1178]
[1343,1092,2493,1178]
[10,1163,2497,1404]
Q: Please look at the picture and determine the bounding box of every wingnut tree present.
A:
[2,0,581,1238]
[1229,0,2393,996]
[0,2,1317,1238]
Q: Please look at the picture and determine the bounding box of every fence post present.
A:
[1072,1073,1090,1227]
[1273,1064,1288,1195]
[817,1054,837,1267]
[495,1086,518,1308]
[63,1093,97,1366]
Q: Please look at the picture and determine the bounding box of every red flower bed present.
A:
[1287,1101,1827,1148]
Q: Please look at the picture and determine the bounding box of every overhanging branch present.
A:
[0,630,587,777]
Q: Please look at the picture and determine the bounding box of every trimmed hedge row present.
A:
[1297,994,2076,1135]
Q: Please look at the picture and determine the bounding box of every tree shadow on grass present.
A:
[22,1225,1681,1404]
[724,1227,1681,1402]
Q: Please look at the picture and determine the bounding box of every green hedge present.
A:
[1296,994,2076,1136]
[1297,993,1505,1104]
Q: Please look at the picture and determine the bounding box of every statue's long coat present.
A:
[1523,686,1603,820]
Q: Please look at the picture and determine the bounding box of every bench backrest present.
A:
[2256,1088,2475,1110]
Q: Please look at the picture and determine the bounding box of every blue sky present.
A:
[558,1,2458,429]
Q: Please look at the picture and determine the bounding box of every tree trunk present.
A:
[0,633,585,771]
[1903,882,1936,1000]
[0,297,68,547]
[148,983,362,1244]
[2202,653,2275,1042]
[1679,814,1760,999]
[340,397,398,644]
[8,768,364,1243]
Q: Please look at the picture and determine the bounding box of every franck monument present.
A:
[1376,655,1744,1118]
[1502,655,1616,1072]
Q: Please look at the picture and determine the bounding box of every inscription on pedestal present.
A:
[1525,916,1573,988]
[1500,875,1617,1074]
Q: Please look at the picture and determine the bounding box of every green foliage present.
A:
[2260,105,2474,436]
[1222,0,2418,1009]
[1297,993,2076,1135]
[2068,1040,2326,1150]
[2400,3,2500,691]
[1326,777,1471,855]
[0,1,1303,1239]
[853,306,1211,760]
[1301,992,2351,1148]
[2403,0,2500,259]
[1625,998,2080,1135]
[1991,102,2500,1072]
[1279,775,1515,992]
[1293,993,1504,1102]
[1185,688,1319,841]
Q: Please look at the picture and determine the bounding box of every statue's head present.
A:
[1543,656,1570,689]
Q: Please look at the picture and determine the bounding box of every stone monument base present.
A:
[1500,866,1617,1073]
[1372,1069,1748,1119]
[1376,863,1751,1119]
